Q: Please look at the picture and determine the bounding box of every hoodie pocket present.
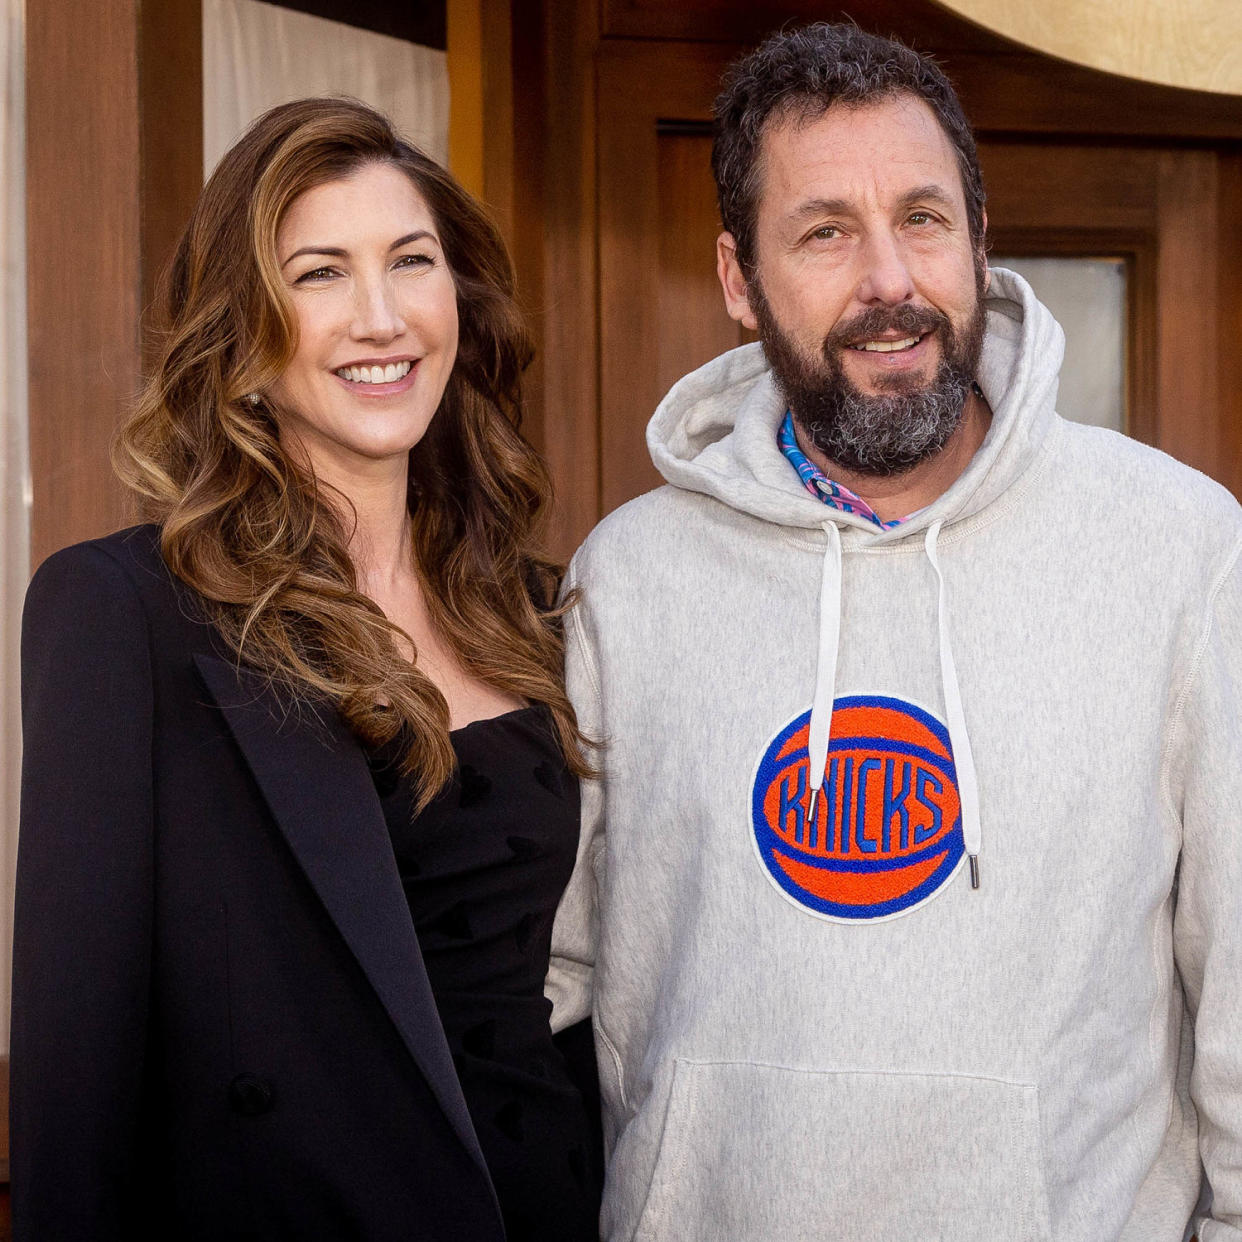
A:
[632,1060,1051,1242]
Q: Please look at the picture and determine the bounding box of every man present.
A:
[549,22,1241,1242]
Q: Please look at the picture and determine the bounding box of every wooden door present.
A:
[594,38,1242,521]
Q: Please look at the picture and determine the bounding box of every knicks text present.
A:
[750,696,966,921]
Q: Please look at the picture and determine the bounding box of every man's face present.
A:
[718,93,987,477]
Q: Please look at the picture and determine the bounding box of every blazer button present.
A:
[229,1073,276,1117]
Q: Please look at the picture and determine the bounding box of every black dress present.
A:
[366,706,602,1242]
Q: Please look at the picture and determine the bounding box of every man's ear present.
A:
[717,232,759,331]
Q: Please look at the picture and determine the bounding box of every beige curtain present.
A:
[203,0,450,177]
[1,0,30,1052]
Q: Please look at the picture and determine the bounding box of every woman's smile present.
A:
[331,355,420,395]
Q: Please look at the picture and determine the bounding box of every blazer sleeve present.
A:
[1170,539,1242,1242]
[11,541,157,1242]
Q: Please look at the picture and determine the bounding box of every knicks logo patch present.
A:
[751,696,964,921]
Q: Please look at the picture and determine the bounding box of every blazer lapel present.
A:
[193,653,493,1186]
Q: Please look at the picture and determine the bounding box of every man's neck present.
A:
[793,389,993,523]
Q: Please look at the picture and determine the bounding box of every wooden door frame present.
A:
[986,228,1156,446]
[25,0,202,568]
[597,41,731,514]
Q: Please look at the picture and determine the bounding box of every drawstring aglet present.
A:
[806,787,819,825]
[968,854,980,890]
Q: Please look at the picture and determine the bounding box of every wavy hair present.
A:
[115,97,590,809]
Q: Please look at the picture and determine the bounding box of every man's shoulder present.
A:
[569,484,712,578]
[1056,419,1242,531]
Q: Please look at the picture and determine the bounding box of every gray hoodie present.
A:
[549,270,1242,1241]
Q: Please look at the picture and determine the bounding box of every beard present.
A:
[752,278,986,478]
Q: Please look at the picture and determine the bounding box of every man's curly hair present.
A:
[712,23,986,275]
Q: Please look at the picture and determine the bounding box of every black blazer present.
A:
[12,525,508,1241]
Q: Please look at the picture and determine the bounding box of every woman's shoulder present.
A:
[37,522,162,574]
[26,523,183,627]
[22,523,231,696]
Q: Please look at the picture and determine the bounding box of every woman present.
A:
[12,98,601,1242]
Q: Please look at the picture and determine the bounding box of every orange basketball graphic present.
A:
[751,696,965,920]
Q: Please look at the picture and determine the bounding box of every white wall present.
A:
[2,0,31,1055]
[203,0,450,177]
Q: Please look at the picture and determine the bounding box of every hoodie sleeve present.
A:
[1169,537,1242,1241]
[546,561,606,1032]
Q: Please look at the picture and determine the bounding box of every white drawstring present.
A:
[804,518,982,889]
[805,522,842,825]
[924,520,983,888]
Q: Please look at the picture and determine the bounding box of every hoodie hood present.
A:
[645,268,1066,889]
[646,267,1064,543]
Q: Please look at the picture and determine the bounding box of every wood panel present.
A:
[597,41,729,515]
[980,145,1160,233]
[949,52,1242,141]
[447,0,515,241]
[656,132,747,402]
[26,0,202,568]
[1217,153,1242,498]
[139,0,204,331]
[447,0,487,196]
[27,0,140,566]
[513,0,603,558]
[586,128,744,504]
[1154,151,1221,479]
[602,0,1012,49]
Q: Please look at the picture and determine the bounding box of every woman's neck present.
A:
[301,450,415,599]
[348,488,416,603]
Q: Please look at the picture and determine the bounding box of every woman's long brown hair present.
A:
[115,97,590,809]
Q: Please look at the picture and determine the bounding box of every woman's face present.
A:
[267,161,459,485]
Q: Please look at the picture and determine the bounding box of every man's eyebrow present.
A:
[280,230,439,270]
[897,184,957,213]
[787,197,853,223]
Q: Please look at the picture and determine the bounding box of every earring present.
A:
[244,392,261,406]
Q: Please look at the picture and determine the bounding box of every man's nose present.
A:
[351,276,404,341]
[855,229,916,306]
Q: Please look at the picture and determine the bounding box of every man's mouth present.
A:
[847,334,926,354]
[334,360,414,384]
